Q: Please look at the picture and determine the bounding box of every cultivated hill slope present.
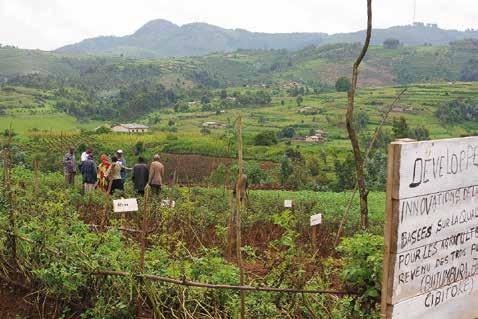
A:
[55,19,478,58]
[2,40,477,90]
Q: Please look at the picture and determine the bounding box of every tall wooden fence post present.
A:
[136,187,150,318]
[235,116,246,319]
[3,135,15,262]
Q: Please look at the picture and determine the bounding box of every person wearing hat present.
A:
[80,153,97,193]
[116,149,131,188]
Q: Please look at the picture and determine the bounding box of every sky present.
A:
[1,0,477,51]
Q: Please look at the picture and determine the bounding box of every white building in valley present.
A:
[111,123,149,133]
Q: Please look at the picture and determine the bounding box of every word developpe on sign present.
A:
[381,136,478,319]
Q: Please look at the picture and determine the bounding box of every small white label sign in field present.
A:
[284,200,293,208]
[113,198,138,213]
[161,199,176,208]
[310,214,322,226]
[381,136,478,319]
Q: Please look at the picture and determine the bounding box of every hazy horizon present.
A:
[1,0,477,51]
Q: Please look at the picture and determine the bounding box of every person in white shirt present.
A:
[80,147,92,163]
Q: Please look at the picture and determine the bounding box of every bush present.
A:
[392,116,409,138]
[254,131,277,146]
[460,58,478,81]
[383,38,400,49]
[337,233,383,317]
[95,126,112,134]
[278,127,296,139]
[435,99,478,124]
[335,77,351,92]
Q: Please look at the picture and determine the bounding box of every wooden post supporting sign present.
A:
[310,213,322,251]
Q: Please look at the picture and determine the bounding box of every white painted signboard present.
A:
[113,198,138,213]
[284,200,293,208]
[310,213,322,226]
[381,136,478,319]
[161,199,176,208]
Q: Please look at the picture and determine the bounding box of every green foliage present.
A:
[460,58,478,81]
[335,76,351,92]
[307,157,320,177]
[95,126,112,134]
[254,130,277,146]
[278,126,296,139]
[365,150,387,191]
[392,116,409,138]
[353,110,369,132]
[383,38,400,49]
[280,156,293,185]
[337,233,383,318]
[435,98,478,124]
[410,125,430,141]
[245,162,269,185]
[334,153,356,191]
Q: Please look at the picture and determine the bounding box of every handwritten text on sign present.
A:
[388,137,478,319]
[113,198,138,213]
[310,214,322,226]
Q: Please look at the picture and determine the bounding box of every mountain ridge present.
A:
[55,19,478,58]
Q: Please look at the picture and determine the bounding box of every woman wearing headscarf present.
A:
[96,154,111,192]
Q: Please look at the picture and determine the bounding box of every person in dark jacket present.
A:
[80,154,97,193]
[132,156,149,195]
[63,147,76,187]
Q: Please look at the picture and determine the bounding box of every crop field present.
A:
[0,164,385,318]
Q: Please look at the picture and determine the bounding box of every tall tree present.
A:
[345,0,372,230]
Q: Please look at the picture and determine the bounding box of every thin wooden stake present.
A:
[311,225,318,251]
[3,127,15,261]
[33,158,40,196]
[235,116,246,319]
[136,187,150,318]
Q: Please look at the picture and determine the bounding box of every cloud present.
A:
[0,0,477,50]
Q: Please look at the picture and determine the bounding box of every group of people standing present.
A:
[63,147,164,195]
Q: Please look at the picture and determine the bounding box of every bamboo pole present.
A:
[235,116,245,319]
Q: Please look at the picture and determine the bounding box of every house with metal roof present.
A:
[111,123,149,133]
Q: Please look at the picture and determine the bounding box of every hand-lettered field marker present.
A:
[113,198,138,213]
[161,199,176,208]
[284,200,293,208]
[310,213,322,250]
[381,136,478,319]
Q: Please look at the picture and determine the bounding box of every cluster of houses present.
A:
[98,123,150,133]
[293,129,327,143]
[202,121,228,129]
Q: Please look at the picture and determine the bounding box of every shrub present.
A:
[95,126,112,134]
[337,233,384,317]
[278,127,296,139]
[435,99,478,124]
[383,38,400,49]
[254,131,277,146]
[335,77,351,92]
